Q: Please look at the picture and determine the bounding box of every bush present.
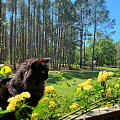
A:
[116,60,120,66]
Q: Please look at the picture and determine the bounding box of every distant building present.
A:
[93,60,99,67]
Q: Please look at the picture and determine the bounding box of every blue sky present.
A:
[72,0,120,42]
[106,0,120,42]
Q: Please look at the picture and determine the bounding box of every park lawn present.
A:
[46,70,118,97]
[94,66,119,71]
[70,65,119,71]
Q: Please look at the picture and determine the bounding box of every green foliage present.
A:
[86,35,117,66]
[116,60,120,66]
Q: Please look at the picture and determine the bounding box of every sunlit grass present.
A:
[47,70,98,97]
[47,70,118,97]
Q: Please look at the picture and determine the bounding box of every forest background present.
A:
[0,0,120,71]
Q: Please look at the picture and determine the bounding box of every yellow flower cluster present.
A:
[31,112,38,119]
[45,86,54,93]
[77,88,81,92]
[106,88,111,95]
[98,71,108,82]
[78,79,92,91]
[98,71,113,82]
[115,84,120,88]
[107,72,113,76]
[39,97,49,103]
[49,101,56,108]
[118,78,120,82]
[83,85,92,91]
[78,79,91,87]
[69,103,79,110]
[7,92,31,110]
[0,66,12,77]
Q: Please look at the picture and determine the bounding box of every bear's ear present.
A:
[36,59,43,64]
[35,58,50,64]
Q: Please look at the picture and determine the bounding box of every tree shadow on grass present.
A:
[48,70,99,84]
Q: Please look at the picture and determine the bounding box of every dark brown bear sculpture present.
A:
[0,58,50,120]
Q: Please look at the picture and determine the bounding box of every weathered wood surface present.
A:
[60,105,120,120]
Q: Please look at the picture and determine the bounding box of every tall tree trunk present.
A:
[92,5,96,69]
[4,26,8,61]
[27,0,31,59]
[9,3,14,65]
[45,6,48,58]
[36,3,40,57]
[59,28,62,71]
[51,8,54,69]
[41,1,45,58]
[1,25,4,62]
[80,9,83,68]
[32,0,36,58]
[0,0,1,63]
[83,24,87,65]
[13,0,17,70]
[21,0,25,62]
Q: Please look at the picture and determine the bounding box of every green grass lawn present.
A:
[94,66,119,71]
[46,70,118,97]
[71,65,120,71]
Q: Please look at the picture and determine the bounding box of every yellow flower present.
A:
[106,88,111,95]
[14,95,24,102]
[107,72,113,76]
[115,84,120,88]
[20,92,31,98]
[98,75,103,82]
[103,71,108,80]
[99,71,103,76]
[69,103,79,110]
[6,92,31,110]
[101,89,104,93]
[77,88,81,92]
[7,102,15,110]
[7,97,14,102]
[49,101,56,108]
[0,66,12,77]
[84,79,91,85]
[78,79,91,87]
[53,93,57,97]
[83,85,92,91]
[45,86,54,93]
[39,97,49,103]
[78,83,86,87]
[118,78,120,82]
[31,112,38,119]
[98,71,108,82]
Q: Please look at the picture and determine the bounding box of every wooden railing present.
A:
[60,105,120,120]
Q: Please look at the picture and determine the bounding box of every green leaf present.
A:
[15,111,22,120]
[0,109,14,114]
[94,86,101,91]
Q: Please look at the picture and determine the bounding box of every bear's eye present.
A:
[42,71,45,74]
